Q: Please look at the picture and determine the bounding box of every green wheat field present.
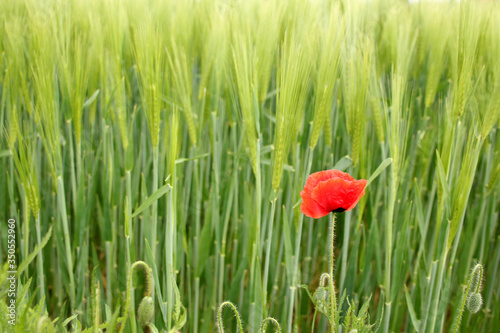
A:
[1,0,499,332]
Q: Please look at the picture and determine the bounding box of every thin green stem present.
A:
[217,301,244,333]
[76,140,82,187]
[220,173,235,304]
[35,211,45,310]
[125,170,136,333]
[263,198,277,303]
[105,241,112,309]
[339,210,351,294]
[21,187,29,272]
[287,147,313,333]
[193,152,203,333]
[260,317,282,333]
[57,176,75,310]
[329,213,337,333]
[252,137,263,329]
[9,157,15,218]
[383,162,396,333]
[194,277,200,333]
[166,188,174,329]
[428,223,450,333]
[151,145,159,262]
[66,122,77,210]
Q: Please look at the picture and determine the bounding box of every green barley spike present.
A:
[115,77,129,150]
[310,86,328,150]
[351,108,361,167]
[370,95,385,144]
[168,40,197,146]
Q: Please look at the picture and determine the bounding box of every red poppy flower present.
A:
[300,170,367,219]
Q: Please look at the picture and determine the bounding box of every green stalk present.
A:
[329,213,338,333]
[57,175,75,309]
[339,209,352,294]
[66,122,77,209]
[76,140,82,187]
[251,137,263,331]
[151,145,159,262]
[219,170,235,304]
[218,253,225,305]
[105,241,112,308]
[255,137,263,327]
[428,224,450,333]
[125,170,136,333]
[193,147,204,333]
[287,147,313,333]
[486,238,500,308]
[303,217,314,282]
[262,198,276,303]
[9,157,15,219]
[420,261,438,333]
[211,112,223,308]
[165,185,175,329]
[35,210,45,310]
[126,170,134,260]
[194,277,200,333]
[383,162,396,333]
[21,187,29,271]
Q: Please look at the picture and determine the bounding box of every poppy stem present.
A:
[329,213,337,333]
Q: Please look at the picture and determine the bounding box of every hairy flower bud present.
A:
[467,293,483,314]
[138,296,154,328]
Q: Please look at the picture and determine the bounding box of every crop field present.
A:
[1,0,499,332]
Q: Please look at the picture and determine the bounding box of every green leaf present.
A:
[333,156,353,171]
[404,285,420,332]
[175,153,209,164]
[124,198,130,237]
[261,159,295,172]
[144,240,168,326]
[83,89,100,109]
[125,140,135,171]
[148,324,159,333]
[366,158,392,187]
[253,258,264,327]
[435,150,451,200]
[105,306,121,333]
[61,314,79,327]
[413,180,426,239]
[0,150,11,158]
[17,226,52,275]
[282,206,294,283]
[131,180,172,218]
[196,217,212,277]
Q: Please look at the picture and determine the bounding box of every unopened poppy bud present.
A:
[313,286,329,314]
[314,287,327,302]
[138,296,154,328]
[467,293,483,314]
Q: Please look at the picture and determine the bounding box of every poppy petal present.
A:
[311,178,367,212]
[300,190,330,218]
[303,170,354,194]
[344,180,367,211]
